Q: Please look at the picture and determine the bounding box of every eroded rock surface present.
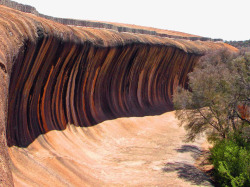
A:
[10,111,213,186]
[0,2,236,186]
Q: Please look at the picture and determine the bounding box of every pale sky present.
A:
[13,0,250,41]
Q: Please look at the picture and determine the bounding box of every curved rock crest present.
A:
[0,3,236,186]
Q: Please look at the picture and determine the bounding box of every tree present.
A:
[173,49,250,142]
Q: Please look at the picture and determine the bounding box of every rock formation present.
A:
[0,1,236,186]
[0,0,223,42]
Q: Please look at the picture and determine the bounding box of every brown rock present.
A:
[0,2,237,186]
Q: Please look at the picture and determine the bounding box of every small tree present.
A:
[173,49,250,142]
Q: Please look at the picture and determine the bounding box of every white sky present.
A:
[13,0,250,41]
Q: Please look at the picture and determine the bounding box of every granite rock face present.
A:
[0,3,236,186]
[0,0,223,41]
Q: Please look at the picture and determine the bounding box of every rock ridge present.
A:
[0,3,236,186]
[0,0,223,42]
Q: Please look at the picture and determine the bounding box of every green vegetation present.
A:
[225,40,250,49]
[210,135,250,186]
[173,49,250,186]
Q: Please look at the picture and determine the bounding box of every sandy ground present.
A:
[8,111,212,186]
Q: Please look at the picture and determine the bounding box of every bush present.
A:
[210,135,250,186]
[173,49,250,142]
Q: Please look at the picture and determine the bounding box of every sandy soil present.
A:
[8,111,212,186]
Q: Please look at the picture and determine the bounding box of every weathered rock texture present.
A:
[0,0,223,42]
[0,2,236,186]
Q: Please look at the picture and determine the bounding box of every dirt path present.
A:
[8,111,212,186]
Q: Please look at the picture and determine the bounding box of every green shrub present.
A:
[173,49,250,142]
[210,136,250,186]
